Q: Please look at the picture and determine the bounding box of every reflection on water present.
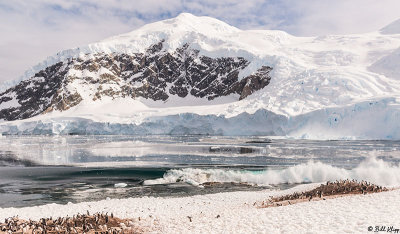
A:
[0,135,400,208]
[1,135,400,167]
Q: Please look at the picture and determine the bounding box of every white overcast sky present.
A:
[0,0,399,83]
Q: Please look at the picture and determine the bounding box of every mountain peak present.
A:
[129,12,241,37]
[380,18,400,34]
[175,12,197,19]
[97,13,241,55]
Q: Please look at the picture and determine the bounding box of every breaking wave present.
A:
[143,157,400,187]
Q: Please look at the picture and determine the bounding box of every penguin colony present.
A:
[259,180,388,208]
[0,211,141,233]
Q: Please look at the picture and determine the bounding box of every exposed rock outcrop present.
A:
[0,41,272,121]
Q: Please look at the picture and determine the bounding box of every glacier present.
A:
[1,13,400,139]
[1,97,399,139]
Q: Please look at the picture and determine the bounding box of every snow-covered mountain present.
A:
[1,13,400,139]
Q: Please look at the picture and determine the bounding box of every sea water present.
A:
[0,135,399,208]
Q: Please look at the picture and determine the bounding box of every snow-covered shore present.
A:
[1,184,399,233]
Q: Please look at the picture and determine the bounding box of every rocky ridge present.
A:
[0,40,272,121]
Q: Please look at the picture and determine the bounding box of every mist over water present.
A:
[0,135,400,208]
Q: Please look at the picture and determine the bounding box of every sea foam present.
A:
[143,157,400,187]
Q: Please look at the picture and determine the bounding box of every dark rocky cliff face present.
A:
[0,41,272,121]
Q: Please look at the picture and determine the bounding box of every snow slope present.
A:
[381,18,400,34]
[1,184,399,233]
[1,13,400,139]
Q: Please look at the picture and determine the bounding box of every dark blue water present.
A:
[0,136,399,208]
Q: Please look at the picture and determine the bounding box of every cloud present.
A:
[281,0,400,35]
[0,0,399,82]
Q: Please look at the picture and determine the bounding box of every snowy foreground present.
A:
[1,184,399,233]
